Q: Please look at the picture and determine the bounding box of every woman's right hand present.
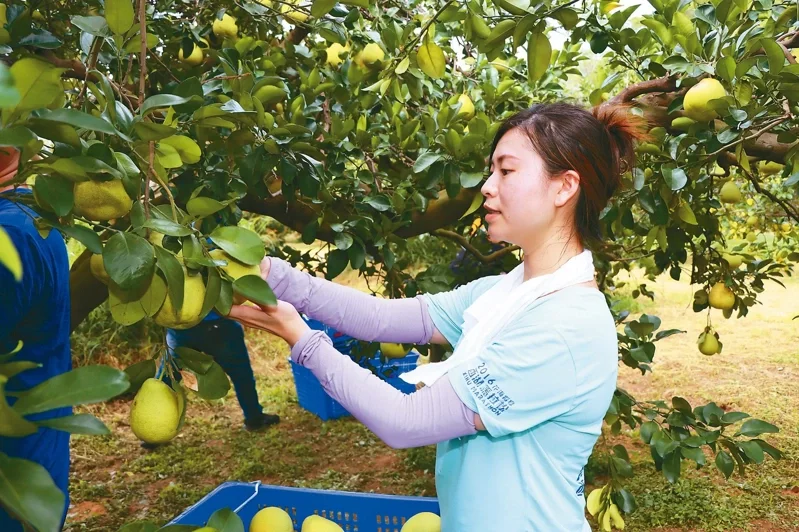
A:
[259,256,271,281]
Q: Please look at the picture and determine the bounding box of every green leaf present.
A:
[716,56,736,82]
[143,218,192,237]
[0,125,37,147]
[677,203,697,225]
[123,359,156,395]
[140,94,192,116]
[160,135,202,164]
[133,122,178,141]
[417,40,447,79]
[334,232,354,250]
[37,413,111,435]
[738,419,778,437]
[38,158,89,181]
[413,150,442,173]
[720,411,750,424]
[662,449,681,483]
[232,275,277,307]
[609,5,640,30]
[739,440,764,463]
[680,446,706,465]
[0,375,38,437]
[34,175,73,217]
[201,266,221,319]
[155,247,184,312]
[155,142,183,169]
[104,232,156,292]
[209,226,265,266]
[364,195,392,211]
[207,507,245,532]
[311,0,338,18]
[105,0,135,35]
[9,58,64,112]
[187,197,226,217]
[751,439,783,460]
[715,450,735,478]
[326,249,349,279]
[663,165,688,190]
[0,361,39,379]
[195,362,231,400]
[527,32,551,83]
[174,347,214,375]
[71,156,123,178]
[12,365,130,416]
[672,396,692,414]
[0,226,22,282]
[107,277,146,326]
[761,38,785,76]
[57,223,102,254]
[0,452,66,532]
[70,15,111,37]
[639,421,658,443]
[139,274,168,317]
[0,63,21,108]
[35,108,118,135]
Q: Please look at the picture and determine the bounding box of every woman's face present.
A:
[481,128,571,248]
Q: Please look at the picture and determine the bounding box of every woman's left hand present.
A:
[227,300,311,347]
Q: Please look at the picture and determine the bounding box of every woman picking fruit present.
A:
[229,102,648,531]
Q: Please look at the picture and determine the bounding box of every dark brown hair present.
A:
[489,102,649,244]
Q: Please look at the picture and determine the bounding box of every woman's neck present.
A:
[520,231,584,281]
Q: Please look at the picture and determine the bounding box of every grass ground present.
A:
[63,266,799,532]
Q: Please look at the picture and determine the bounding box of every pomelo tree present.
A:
[0,0,797,529]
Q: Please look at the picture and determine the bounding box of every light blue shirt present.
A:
[423,276,618,531]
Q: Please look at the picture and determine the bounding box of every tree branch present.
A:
[432,229,520,264]
[605,75,678,106]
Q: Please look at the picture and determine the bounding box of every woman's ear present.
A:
[553,170,581,207]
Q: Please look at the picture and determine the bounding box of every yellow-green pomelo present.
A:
[683,78,727,121]
[325,42,350,67]
[153,268,206,329]
[301,515,344,532]
[456,94,474,120]
[212,13,238,38]
[708,282,735,310]
[355,43,384,68]
[401,512,441,532]
[719,181,742,203]
[130,378,180,444]
[90,253,111,284]
[249,507,293,532]
[698,331,719,356]
[73,179,133,221]
[380,342,409,359]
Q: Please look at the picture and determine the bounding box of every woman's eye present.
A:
[501,168,512,176]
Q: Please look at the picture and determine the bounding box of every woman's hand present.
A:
[227,300,311,347]
[259,256,271,281]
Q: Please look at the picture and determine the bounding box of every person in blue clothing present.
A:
[0,148,72,531]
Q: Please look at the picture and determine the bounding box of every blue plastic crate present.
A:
[168,481,439,532]
[290,351,419,421]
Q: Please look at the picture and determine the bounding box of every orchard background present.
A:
[0,0,798,530]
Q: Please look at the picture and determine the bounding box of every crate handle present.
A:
[233,480,262,513]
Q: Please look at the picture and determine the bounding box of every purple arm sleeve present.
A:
[266,257,434,344]
[291,330,477,448]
